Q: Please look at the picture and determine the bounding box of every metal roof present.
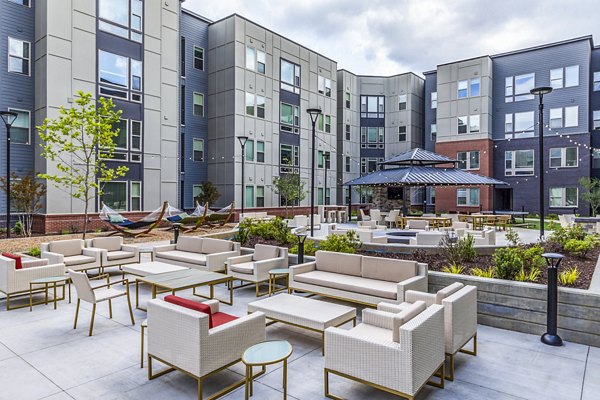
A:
[380,148,457,166]
[344,166,507,187]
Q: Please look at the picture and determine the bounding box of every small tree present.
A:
[0,173,46,237]
[194,181,220,206]
[38,91,128,238]
[579,177,600,216]
[273,174,306,218]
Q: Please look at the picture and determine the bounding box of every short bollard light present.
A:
[541,252,564,346]
[172,223,181,244]
[295,233,308,264]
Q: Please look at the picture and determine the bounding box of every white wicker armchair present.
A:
[324,304,445,399]
[226,244,289,296]
[0,255,65,310]
[85,237,140,271]
[41,239,102,272]
[147,299,266,400]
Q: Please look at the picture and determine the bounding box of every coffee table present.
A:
[137,269,234,307]
[122,261,189,309]
[248,294,356,354]
[242,340,293,399]
[268,268,289,296]
[29,276,70,311]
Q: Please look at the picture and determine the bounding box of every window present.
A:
[181,85,186,124]
[594,150,600,169]
[457,188,480,206]
[550,147,578,168]
[345,156,351,172]
[469,115,480,133]
[280,144,299,173]
[256,186,265,207]
[99,51,142,101]
[193,93,204,116]
[594,110,600,130]
[130,182,141,211]
[345,92,351,108]
[457,151,480,170]
[504,114,513,133]
[506,111,535,138]
[100,181,128,211]
[549,187,578,208]
[457,116,468,134]
[360,127,385,148]
[457,80,468,99]
[257,50,265,74]
[470,78,480,97]
[398,126,407,142]
[325,78,331,97]
[318,76,331,97]
[8,0,30,6]
[194,46,204,70]
[431,92,437,109]
[131,59,142,95]
[245,93,255,116]
[505,150,534,176]
[398,94,407,110]
[549,108,562,128]
[8,38,30,75]
[7,109,30,144]
[112,119,128,149]
[565,65,579,87]
[99,0,143,42]
[245,186,254,208]
[317,114,324,131]
[345,124,351,140]
[361,95,385,118]
[257,141,265,163]
[180,37,186,77]
[325,115,331,133]
[361,158,380,174]
[431,123,437,142]
[505,73,535,102]
[317,188,324,205]
[325,188,331,206]
[550,65,579,89]
[246,46,255,70]
[193,139,204,162]
[256,96,265,119]
[131,120,142,152]
[565,106,578,127]
[550,68,563,89]
[550,107,578,128]
[318,150,324,168]
[594,72,600,92]
[245,140,254,161]
[280,102,299,133]
[281,59,301,94]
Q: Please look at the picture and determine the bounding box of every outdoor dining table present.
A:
[458,214,490,230]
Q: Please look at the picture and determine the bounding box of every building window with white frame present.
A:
[256,95,265,119]
[194,46,204,70]
[505,111,535,138]
[325,115,331,133]
[550,147,578,168]
[593,110,600,130]
[257,50,265,74]
[361,158,379,174]
[345,156,351,172]
[100,181,128,211]
[130,120,142,152]
[280,102,299,133]
[280,144,299,173]
[193,138,204,162]
[505,73,535,102]
[360,126,385,148]
[99,50,142,102]
[8,0,30,6]
[8,37,30,75]
[470,77,480,96]
[431,91,437,108]
[361,95,385,118]
[550,65,579,89]
[7,109,30,144]
[246,46,255,70]
[245,93,255,116]
[549,187,578,208]
[398,94,407,110]
[457,151,480,170]
[256,141,265,163]
[431,123,437,142]
[565,106,578,127]
[594,71,600,92]
[469,115,480,133]
[130,181,141,211]
[245,140,254,161]
[256,186,265,207]
[345,92,351,108]
[280,59,300,94]
[505,150,534,176]
[457,188,479,206]
[457,80,468,99]
[193,93,204,116]
[245,186,254,208]
[98,0,143,42]
[345,124,351,140]
[398,126,407,142]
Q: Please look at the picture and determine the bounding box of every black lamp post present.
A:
[0,111,18,238]
[294,231,308,264]
[530,86,553,241]
[324,152,329,205]
[541,252,564,346]
[306,108,322,236]
[237,136,249,219]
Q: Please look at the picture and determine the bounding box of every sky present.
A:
[183,0,600,76]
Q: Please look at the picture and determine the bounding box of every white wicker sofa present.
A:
[153,236,239,271]
[408,231,446,246]
[226,244,288,296]
[0,255,65,310]
[289,250,428,306]
[85,237,140,271]
[41,239,102,272]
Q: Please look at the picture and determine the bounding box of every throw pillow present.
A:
[108,214,124,223]
[2,252,23,270]
[164,295,214,327]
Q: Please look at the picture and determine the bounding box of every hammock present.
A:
[181,202,234,232]
[205,203,235,225]
[99,201,170,237]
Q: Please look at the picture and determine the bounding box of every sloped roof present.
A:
[380,148,457,166]
[344,166,507,187]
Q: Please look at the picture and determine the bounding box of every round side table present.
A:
[242,340,293,399]
[268,268,290,296]
[29,276,71,311]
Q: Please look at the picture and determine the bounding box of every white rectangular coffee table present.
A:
[248,294,356,354]
[122,261,189,309]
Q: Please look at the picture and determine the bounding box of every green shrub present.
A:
[514,266,542,282]
[521,245,546,269]
[440,233,476,266]
[547,213,559,221]
[505,228,521,247]
[548,225,587,248]
[13,221,24,236]
[238,217,291,245]
[28,247,41,258]
[289,237,319,256]
[470,267,495,278]
[442,263,464,274]
[318,231,361,254]
[492,247,523,280]
[234,222,252,246]
[564,235,598,257]
[559,266,581,286]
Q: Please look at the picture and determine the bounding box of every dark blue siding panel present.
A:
[591,48,600,178]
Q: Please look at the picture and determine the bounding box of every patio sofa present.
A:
[226,244,288,296]
[408,231,446,246]
[289,250,428,306]
[41,239,103,272]
[85,237,140,271]
[357,229,387,244]
[153,236,240,272]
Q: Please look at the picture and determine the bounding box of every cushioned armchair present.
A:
[0,255,66,310]
[408,231,446,246]
[153,237,240,272]
[356,220,386,230]
[379,282,478,380]
[226,244,288,296]
[357,229,387,244]
[406,219,429,231]
[41,239,102,272]
[85,237,140,271]
[324,303,445,399]
[147,298,266,400]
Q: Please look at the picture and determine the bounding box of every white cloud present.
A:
[183,0,600,76]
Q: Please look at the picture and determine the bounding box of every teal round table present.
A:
[242,340,293,399]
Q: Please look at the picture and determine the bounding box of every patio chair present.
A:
[370,209,382,223]
[226,244,289,296]
[357,229,387,244]
[68,269,135,336]
[406,219,429,231]
[379,282,477,380]
[359,209,370,221]
[99,201,170,238]
[324,303,445,399]
[85,237,140,272]
[0,254,65,310]
[356,220,386,230]
[384,210,400,228]
[41,239,103,273]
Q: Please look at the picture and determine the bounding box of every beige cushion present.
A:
[315,251,362,276]
[22,259,49,268]
[49,240,83,257]
[361,256,417,283]
[64,255,96,266]
[202,238,233,254]
[435,282,465,304]
[294,270,397,299]
[176,236,203,253]
[230,262,255,274]
[348,323,392,342]
[91,237,122,252]
[253,244,279,261]
[392,300,427,342]
[107,251,135,261]
[407,220,428,230]
[156,250,207,265]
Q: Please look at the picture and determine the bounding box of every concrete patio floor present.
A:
[0,252,597,400]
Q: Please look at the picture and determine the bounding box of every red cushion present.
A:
[2,252,22,270]
[211,312,239,328]
[164,295,214,327]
